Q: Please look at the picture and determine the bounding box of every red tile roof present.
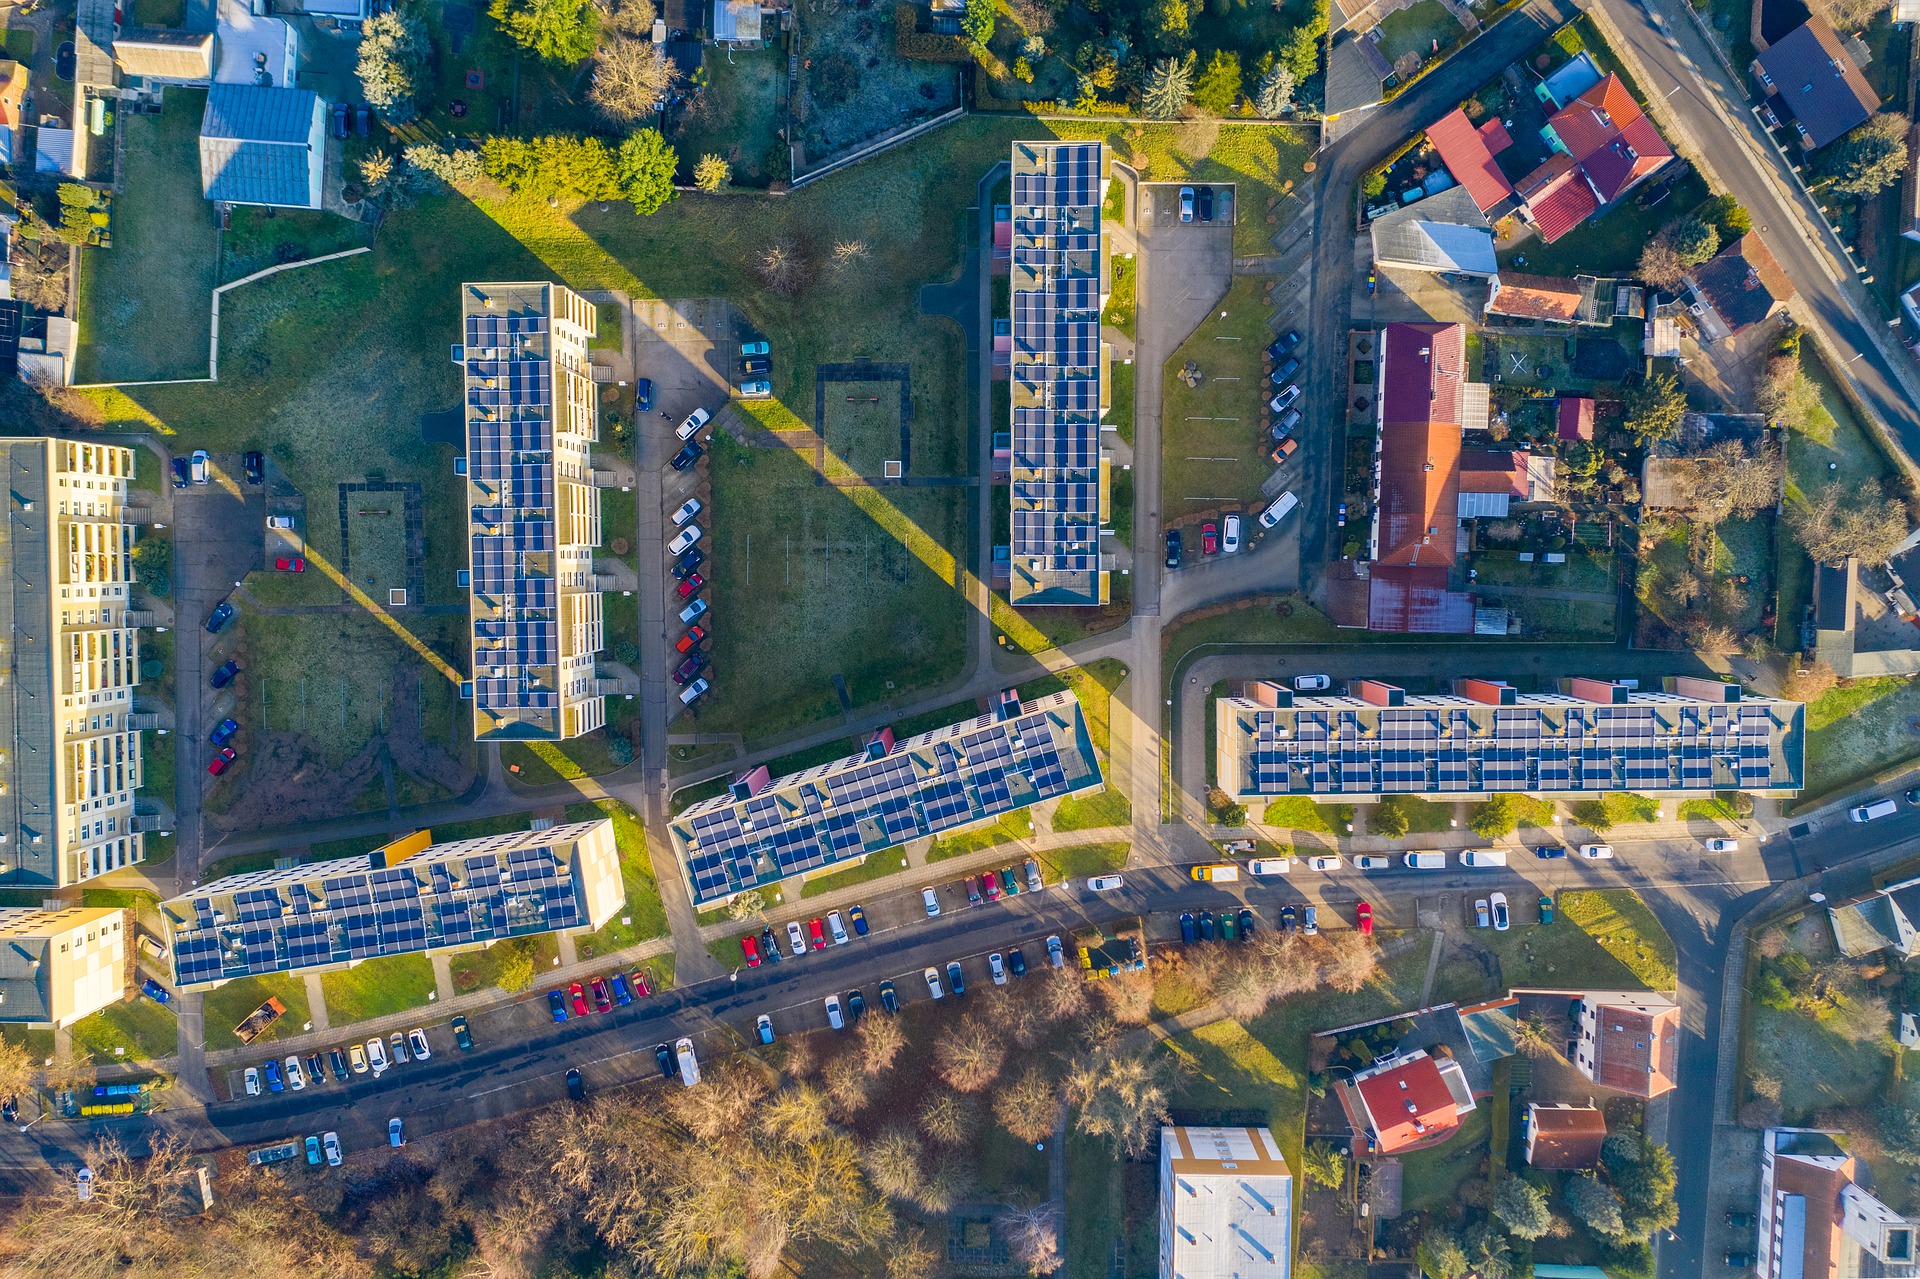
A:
[1549,74,1644,158]
[1487,272,1585,322]
[1594,1001,1680,1097]
[1525,168,1601,243]
[1520,75,1672,240]
[1377,323,1467,568]
[1354,1054,1463,1151]
[1477,117,1514,153]
[1427,108,1514,214]
[1368,565,1476,633]
[1558,397,1595,441]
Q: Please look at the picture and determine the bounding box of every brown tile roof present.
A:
[1526,1104,1607,1169]
[1488,272,1585,322]
[1774,1150,1857,1279]
[1594,1001,1680,1096]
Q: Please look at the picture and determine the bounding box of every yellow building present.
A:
[459,282,610,742]
[0,438,148,889]
[0,905,128,1027]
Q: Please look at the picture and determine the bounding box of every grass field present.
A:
[821,379,912,476]
[1559,889,1677,989]
[202,972,311,1052]
[1037,841,1128,882]
[927,809,1036,860]
[345,504,410,599]
[799,851,909,898]
[1161,277,1275,529]
[568,799,670,953]
[672,49,787,187]
[1085,121,1315,256]
[69,995,178,1065]
[1261,796,1354,832]
[319,953,436,1025]
[1431,888,1675,1001]
[1802,676,1920,799]
[447,934,558,995]
[1104,255,1137,339]
[73,91,218,383]
[218,208,368,285]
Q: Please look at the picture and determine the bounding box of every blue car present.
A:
[141,978,171,1004]
[263,1059,284,1093]
[547,989,569,1022]
[209,718,239,746]
[171,457,190,488]
[205,602,235,633]
[211,660,240,689]
[849,904,869,937]
[611,972,632,1005]
[636,378,653,412]
[1534,845,1569,860]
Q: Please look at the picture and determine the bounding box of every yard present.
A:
[1095,122,1315,257]
[218,207,369,285]
[1161,277,1277,534]
[1499,171,1711,278]
[73,90,218,384]
[796,0,961,170]
[447,934,558,995]
[669,47,788,188]
[68,994,178,1065]
[320,952,437,1025]
[201,972,312,1052]
[1802,676,1920,800]
[1375,0,1466,70]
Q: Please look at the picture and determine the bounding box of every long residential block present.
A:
[671,689,1103,908]
[1157,1124,1292,1279]
[461,281,608,743]
[0,438,149,889]
[0,905,128,1027]
[1008,140,1112,608]
[161,820,625,990]
[1215,676,1802,801]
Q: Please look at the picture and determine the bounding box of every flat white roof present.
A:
[1160,1126,1292,1279]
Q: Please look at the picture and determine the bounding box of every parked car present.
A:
[965,875,983,906]
[1270,357,1300,386]
[568,983,589,1017]
[1196,184,1214,221]
[172,458,191,488]
[672,497,702,527]
[756,1014,776,1045]
[566,1069,585,1101]
[611,972,632,1004]
[1579,844,1615,859]
[824,995,844,1030]
[1009,947,1027,977]
[244,1066,262,1096]
[285,1056,306,1091]
[349,1043,369,1074]
[1179,186,1195,221]
[675,624,708,653]
[207,747,237,776]
[1475,899,1491,927]
[1704,837,1739,852]
[847,989,865,1023]
[826,910,849,945]
[924,966,945,1000]
[354,105,371,137]
[329,1047,349,1079]
[988,952,1007,985]
[275,556,306,572]
[451,1017,473,1051]
[677,407,712,440]
[879,979,899,1013]
[1087,874,1125,892]
[1306,855,1342,871]
[786,921,807,956]
[1490,891,1510,932]
[547,990,568,1022]
[1222,514,1242,554]
[945,960,966,997]
[741,340,770,356]
[1534,845,1569,859]
[1239,907,1256,939]
[1354,855,1391,870]
[1165,529,1182,568]
[210,718,239,746]
[670,442,703,471]
[740,934,761,967]
[1726,1213,1757,1230]
[1249,857,1292,875]
[390,1031,409,1064]
[758,927,779,963]
[668,524,702,555]
[1047,934,1064,968]
[1270,437,1300,464]
[848,904,869,936]
[1302,906,1318,935]
[679,599,708,625]
[1357,902,1373,935]
[205,602,235,633]
[1199,910,1216,941]
[740,357,770,374]
[808,917,827,950]
[1259,492,1298,528]
[331,101,349,137]
[981,872,1001,902]
[1539,895,1555,925]
[1201,521,1219,555]
[1270,383,1302,413]
[263,1059,283,1092]
[1266,330,1302,359]
[1180,912,1197,943]
[635,378,653,411]
[1293,674,1331,692]
[1024,860,1042,892]
[738,380,771,398]
[655,1044,675,1079]
[323,1131,343,1166]
[675,573,705,600]
[191,450,210,484]
[1280,904,1297,933]
[388,1118,405,1149]
[212,660,240,689]
[244,451,264,484]
[922,887,941,917]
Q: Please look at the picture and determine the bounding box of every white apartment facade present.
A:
[0,905,127,1026]
[1158,1125,1292,1279]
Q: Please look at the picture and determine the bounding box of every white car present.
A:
[785,920,807,957]
[366,1037,389,1075]
[1490,891,1510,932]
[322,1131,343,1166]
[1087,874,1125,892]
[671,497,702,527]
[407,1028,431,1062]
[824,995,844,1030]
[922,887,941,918]
[668,524,702,556]
[284,1055,306,1091]
[1474,898,1491,928]
[1307,855,1342,872]
[826,910,849,945]
[243,1066,262,1097]
[1047,934,1064,968]
[1293,675,1332,692]
[989,952,1008,985]
[1222,514,1242,554]
[1704,837,1739,852]
[1248,857,1292,876]
[676,407,711,440]
[1353,855,1391,870]
[924,966,945,1000]
[1578,844,1615,860]
[388,1117,405,1149]
[190,449,209,484]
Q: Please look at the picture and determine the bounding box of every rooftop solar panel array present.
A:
[672,692,1102,906]
[1220,690,1802,799]
[168,829,597,987]
[1008,142,1107,607]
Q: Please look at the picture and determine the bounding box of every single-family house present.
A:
[1752,17,1879,151]
[1829,873,1920,958]
[1339,1049,1477,1153]
[112,29,216,83]
[1426,108,1516,216]
[1458,448,1556,518]
[1525,1103,1608,1169]
[1683,231,1795,341]
[1515,74,1673,242]
[198,83,326,209]
[1370,185,1496,276]
[1486,272,1586,323]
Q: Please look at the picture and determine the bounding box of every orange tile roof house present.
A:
[1342,1049,1477,1153]
[1516,74,1673,242]
[1752,17,1880,150]
[1525,1103,1608,1169]
[1572,992,1679,1098]
[1426,108,1516,215]
[1759,1128,1918,1279]
[1485,273,1586,323]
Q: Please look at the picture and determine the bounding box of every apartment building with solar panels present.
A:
[0,439,150,889]
[160,821,626,990]
[460,282,609,742]
[670,689,1104,908]
[1008,141,1113,607]
[1216,676,1803,803]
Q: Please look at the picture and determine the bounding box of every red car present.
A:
[274,556,305,572]
[982,872,1003,902]
[740,934,761,968]
[1202,521,1219,555]
[808,917,827,950]
[568,982,589,1017]
[589,977,613,1012]
[1357,902,1374,936]
[631,969,652,997]
[676,573,705,599]
[675,625,707,655]
[207,747,237,776]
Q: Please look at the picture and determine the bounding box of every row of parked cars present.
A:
[242,1019,473,1097]
[740,903,869,966]
[667,398,722,711]
[545,968,658,1020]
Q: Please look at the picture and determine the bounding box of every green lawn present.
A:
[1162,277,1276,528]
[1559,889,1677,989]
[1020,658,1128,758]
[568,799,670,953]
[1109,360,1136,448]
[319,954,436,1026]
[1499,171,1711,278]
[74,90,219,383]
[799,850,912,898]
[447,934,558,995]
[1066,1126,1127,1279]
[1399,1104,1491,1213]
[1261,796,1354,833]
[1038,841,1128,882]
[927,809,1035,860]
[1802,677,1920,799]
[765,736,860,777]
[1375,794,1456,835]
[68,996,178,1064]
[1432,888,1675,1000]
[500,730,633,784]
[1082,121,1315,256]
[1,24,33,63]
[1052,787,1132,831]
[1748,1000,1892,1122]
[202,973,312,1052]
[1103,254,1137,339]
[1376,0,1466,64]
[218,208,368,285]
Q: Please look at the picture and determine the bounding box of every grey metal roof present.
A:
[1371,216,1497,274]
[0,443,56,888]
[0,931,50,1023]
[1326,32,1391,116]
[201,82,316,142]
[199,85,318,207]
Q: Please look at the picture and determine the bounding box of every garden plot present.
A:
[796,0,961,172]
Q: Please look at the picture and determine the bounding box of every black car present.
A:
[1726,1213,1756,1230]
[1238,907,1255,940]
[1279,904,1297,934]
[354,105,371,138]
[331,101,349,138]
[1726,1255,1752,1270]
[673,652,707,685]
[0,1096,15,1124]
[306,1052,326,1084]
[760,925,781,963]
[1007,947,1026,978]
[1266,330,1302,360]
[1199,910,1216,941]
[673,548,706,580]
[654,1044,675,1079]
[878,979,899,1014]
[846,990,866,1023]
[566,1068,585,1101]
[171,457,191,488]
[211,660,240,689]
[1165,529,1182,569]
[1196,185,1214,222]
[451,1016,474,1050]
[328,1048,349,1081]
[946,960,966,997]
[1270,357,1301,385]
[205,601,235,633]
[1180,912,1197,943]
[243,451,264,484]
[670,442,703,471]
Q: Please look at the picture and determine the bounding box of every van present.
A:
[1353,855,1391,870]
[1851,797,1899,823]
[678,677,710,706]
[1460,849,1507,868]
[675,1036,701,1088]
[1248,857,1292,876]
[1404,850,1447,870]
[1259,492,1299,529]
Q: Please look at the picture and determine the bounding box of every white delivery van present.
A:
[675,1036,701,1088]
[1353,855,1391,870]
[1259,491,1299,529]
[1460,849,1508,868]
[1404,850,1447,870]
[1852,798,1899,823]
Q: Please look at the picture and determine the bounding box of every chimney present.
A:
[1457,678,1514,706]
[1668,676,1741,703]
[1563,678,1626,705]
[1243,681,1293,708]
[1352,680,1405,708]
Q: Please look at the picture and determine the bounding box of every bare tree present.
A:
[589,37,677,124]
[920,1092,978,1146]
[822,1054,871,1118]
[1216,951,1278,1020]
[1688,439,1784,526]
[757,239,809,297]
[1000,1203,1064,1274]
[935,1017,1008,1092]
[857,1007,907,1075]
[831,240,871,273]
[862,1126,926,1201]
[668,1060,771,1141]
[999,1067,1061,1145]
[914,1158,975,1214]
[758,1081,831,1145]
[1094,969,1155,1024]
[1637,238,1689,289]
[1790,481,1912,567]
[1315,930,1381,993]
[1781,661,1839,703]
[0,1034,37,1102]
[885,1228,943,1279]
[595,0,656,35]
[1066,1048,1177,1157]
[1036,967,1090,1023]
[3,1135,200,1278]
[1811,0,1888,28]
[1513,1015,1564,1062]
